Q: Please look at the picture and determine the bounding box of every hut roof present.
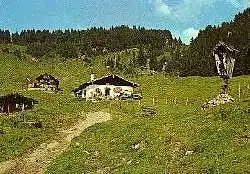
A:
[35,73,59,85]
[0,93,38,105]
[72,74,139,93]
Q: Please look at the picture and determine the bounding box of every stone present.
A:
[202,93,234,108]
[185,150,194,156]
[131,140,147,150]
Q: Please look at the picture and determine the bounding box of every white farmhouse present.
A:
[72,74,139,100]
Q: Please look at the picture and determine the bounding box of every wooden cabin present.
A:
[0,93,38,113]
[28,73,60,91]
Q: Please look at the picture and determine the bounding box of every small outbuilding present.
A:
[72,74,139,100]
[0,93,38,113]
[27,73,60,92]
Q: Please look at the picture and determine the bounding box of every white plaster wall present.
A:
[84,85,134,100]
[86,86,96,99]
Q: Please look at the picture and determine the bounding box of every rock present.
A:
[97,167,110,174]
[133,143,140,150]
[127,160,133,165]
[131,140,147,150]
[202,93,234,108]
[94,151,99,156]
[185,150,194,156]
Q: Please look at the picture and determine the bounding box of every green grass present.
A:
[0,51,111,162]
[46,75,250,173]
[0,48,250,173]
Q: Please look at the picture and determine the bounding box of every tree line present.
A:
[2,26,173,60]
[175,8,250,76]
[0,7,249,77]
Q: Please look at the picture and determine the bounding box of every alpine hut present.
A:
[27,73,60,91]
[0,93,38,113]
[72,74,139,100]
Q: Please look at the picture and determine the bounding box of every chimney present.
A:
[91,74,95,81]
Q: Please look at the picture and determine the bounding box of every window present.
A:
[105,87,111,96]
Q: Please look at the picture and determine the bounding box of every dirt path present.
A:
[0,111,111,174]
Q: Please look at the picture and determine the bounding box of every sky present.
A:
[0,0,249,44]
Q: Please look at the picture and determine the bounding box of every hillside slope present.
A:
[0,49,112,163]
[0,45,250,173]
[46,75,250,173]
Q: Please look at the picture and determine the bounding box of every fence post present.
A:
[186,97,188,105]
[109,101,112,114]
[153,98,155,106]
[165,98,168,104]
[238,84,241,100]
[119,101,122,109]
[174,97,177,105]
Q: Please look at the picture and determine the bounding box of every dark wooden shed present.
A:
[0,93,38,113]
[28,73,60,91]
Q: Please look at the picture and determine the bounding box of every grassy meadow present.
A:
[0,48,110,162]
[0,46,249,173]
[45,75,250,174]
